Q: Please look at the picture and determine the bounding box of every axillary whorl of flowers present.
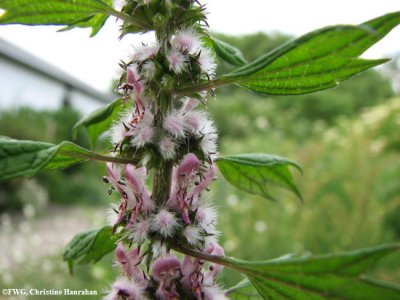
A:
[104,1,226,299]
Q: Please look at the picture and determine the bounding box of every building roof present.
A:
[0,37,115,103]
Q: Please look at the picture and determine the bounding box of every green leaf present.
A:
[227,278,262,299]
[58,0,113,36]
[175,244,400,300]
[211,37,247,66]
[216,153,302,201]
[0,136,139,180]
[0,0,130,36]
[73,98,127,148]
[175,12,400,95]
[63,226,117,274]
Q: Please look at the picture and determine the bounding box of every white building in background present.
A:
[0,38,116,115]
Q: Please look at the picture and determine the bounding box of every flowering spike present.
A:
[102,2,227,298]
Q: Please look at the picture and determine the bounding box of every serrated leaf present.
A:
[63,226,117,274]
[175,244,400,300]
[73,98,126,148]
[216,153,302,201]
[0,136,139,180]
[175,12,400,95]
[211,37,247,66]
[0,0,124,36]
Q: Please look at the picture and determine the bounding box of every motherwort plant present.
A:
[0,1,400,299]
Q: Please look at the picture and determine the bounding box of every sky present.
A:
[0,0,399,93]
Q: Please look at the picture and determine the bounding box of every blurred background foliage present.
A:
[0,32,399,297]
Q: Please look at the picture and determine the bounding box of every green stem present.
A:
[152,89,174,206]
[152,160,174,206]
[60,150,140,165]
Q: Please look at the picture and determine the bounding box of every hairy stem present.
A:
[152,160,174,206]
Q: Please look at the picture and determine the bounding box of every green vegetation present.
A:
[0,107,109,212]
[0,32,399,296]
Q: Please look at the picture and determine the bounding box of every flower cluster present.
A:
[110,27,217,162]
[103,153,227,299]
[105,242,227,300]
[104,2,226,298]
[116,0,207,36]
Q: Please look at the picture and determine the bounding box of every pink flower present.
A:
[127,65,143,95]
[151,254,181,282]
[204,241,225,256]
[158,136,177,160]
[131,125,154,148]
[163,110,186,138]
[195,205,218,236]
[133,42,160,62]
[129,218,150,244]
[125,165,153,225]
[104,276,148,300]
[203,241,225,281]
[180,256,203,300]
[183,225,203,246]
[151,255,181,300]
[150,209,179,238]
[104,163,129,226]
[114,243,145,284]
[125,165,146,194]
[105,162,122,186]
[125,109,154,146]
[176,153,200,188]
[173,153,201,224]
[166,49,187,74]
[183,110,208,136]
[188,164,216,206]
[172,28,201,53]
